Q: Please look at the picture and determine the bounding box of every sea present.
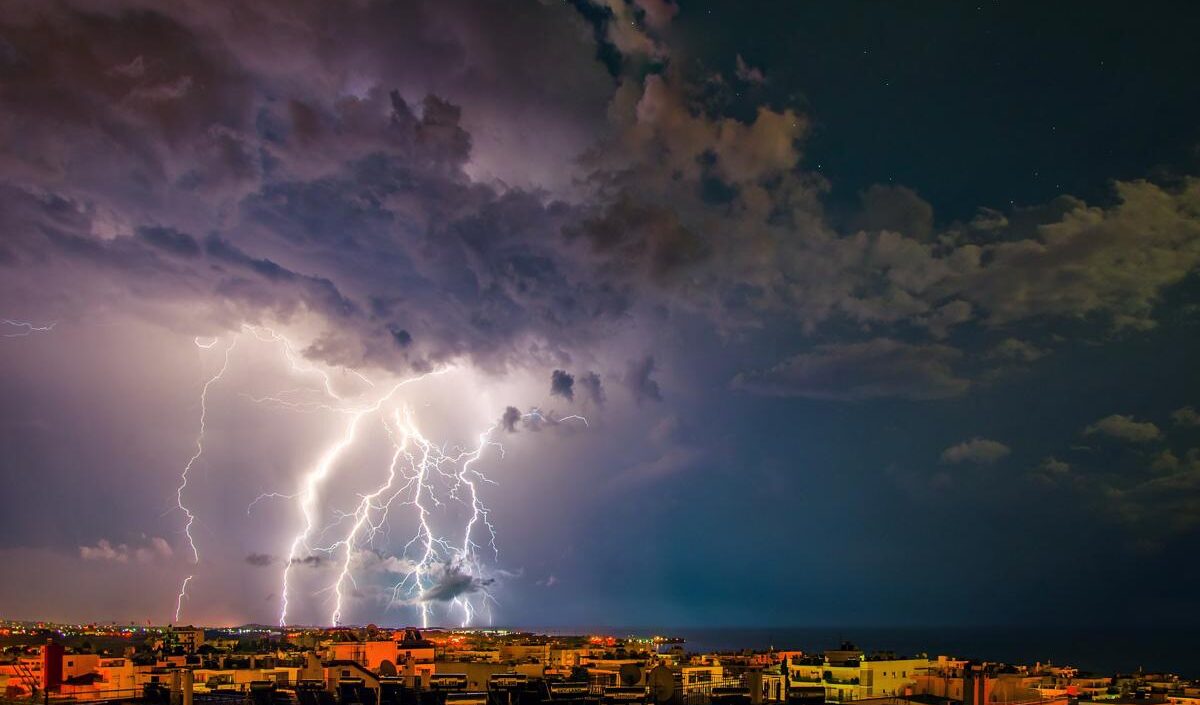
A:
[529,627,1200,679]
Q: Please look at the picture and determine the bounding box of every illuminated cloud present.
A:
[1084,415,1163,443]
[987,338,1048,363]
[1172,406,1200,428]
[734,54,766,85]
[80,537,173,563]
[850,185,933,240]
[941,438,1012,465]
[1034,457,1071,481]
[3,0,1200,627]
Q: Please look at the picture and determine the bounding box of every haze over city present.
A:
[2,0,1200,662]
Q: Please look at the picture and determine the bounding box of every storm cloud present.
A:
[625,356,662,404]
[550,370,575,401]
[3,0,1200,630]
[245,553,274,567]
[419,563,495,603]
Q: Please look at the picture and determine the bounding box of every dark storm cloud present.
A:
[0,0,640,378]
[625,356,662,404]
[0,182,361,331]
[202,235,358,317]
[289,555,324,569]
[571,197,711,283]
[137,227,201,257]
[390,328,413,348]
[4,0,1200,628]
[578,371,605,405]
[0,2,1196,460]
[245,553,273,567]
[0,82,619,373]
[4,0,1199,388]
[500,406,522,433]
[550,369,575,401]
[420,563,495,603]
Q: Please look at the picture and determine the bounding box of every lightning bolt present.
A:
[173,337,237,620]
[167,323,588,628]
[279,408,368,627]
[378,408,585,628]
[270,360,452,627]
[175,576,193,623]
[325,416,409,627]
[2,319,56,337]
[381,408,498,628]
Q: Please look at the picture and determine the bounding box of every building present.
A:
[60,655,137,699]
[191,664,302,692]
[679,663,727,696]
[917,660,1055,705]
[170,627,206,654]
[324,627,435,674]
[785,645,930,702]
[499,643,551,663]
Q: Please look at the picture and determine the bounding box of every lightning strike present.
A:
[173,337,237,620]
[2,319,56,337]
[263,344,453,627]
[279,409,369,627]
[174,576,193,623]
[325,418,408,626]
[382,407,496,628]
[165,323,587,628]
[376,409,586,628]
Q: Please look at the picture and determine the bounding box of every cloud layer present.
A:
[2,0,1200,628]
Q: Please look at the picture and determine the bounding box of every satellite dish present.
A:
[649,666,674,704]
[619,664,642,687]
[379,661,397,677]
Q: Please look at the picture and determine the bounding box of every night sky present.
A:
[2,0,1199,629]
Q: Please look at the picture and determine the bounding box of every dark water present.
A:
[532,626,1200,679]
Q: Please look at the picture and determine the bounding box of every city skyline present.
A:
[2,1,1200,630]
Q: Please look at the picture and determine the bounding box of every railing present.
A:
[584,672,769,705]
[1,688,145,705]
[678,675,750,705]
[0,687,256,705]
